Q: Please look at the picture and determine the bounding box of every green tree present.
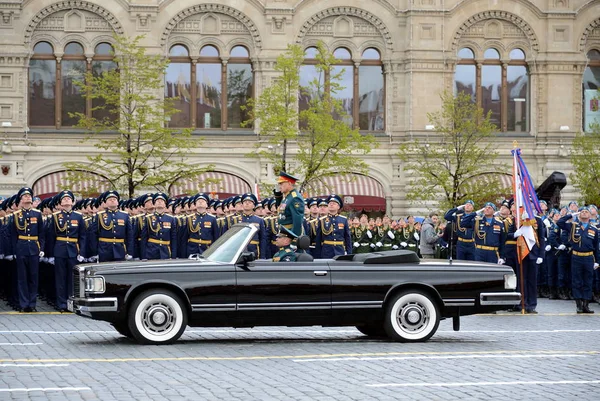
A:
[64,34,214,198]
[398,91,509,211]
[570,121,600,206]
[245,41,377,193]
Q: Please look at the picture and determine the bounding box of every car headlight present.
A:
[504,274,517,290]
[85,276,105,293]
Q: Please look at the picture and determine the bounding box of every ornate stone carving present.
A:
[161,4,262,50]
[24,1,123,44]
[580,18,600,52]
[452,11,539,53]
[296,7,393,50]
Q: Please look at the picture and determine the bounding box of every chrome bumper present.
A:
[68,297,118,317]
[480,292,521,306]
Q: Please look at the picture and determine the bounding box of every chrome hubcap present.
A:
[397,301,429,333]
[142,303,174,334]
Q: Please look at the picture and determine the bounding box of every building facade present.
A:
[1,0,599,215]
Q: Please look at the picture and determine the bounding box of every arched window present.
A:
[165,44,253,130]
[91,43,117,122]
[454,46,529,132]
[583,49,600,132]
[29,42,56,127]
[299,46,385,131]
[29,41,117,128]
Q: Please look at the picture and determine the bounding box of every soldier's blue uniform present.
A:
[45,191,87,311]
[444,202,476,261]
[89,191,134,263]
[9,187,45,312]
[314,195,352,258]
[274,172,305,237]
[546,212,561,299]
[183,194,220,256]
[557,216,573,299]
[140,193,178,260]
[239,193,267,259]
[462,203,505,263]
[514,215,546,313]
[557,211,600,313]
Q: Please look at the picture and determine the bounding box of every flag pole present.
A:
[513,141,526,315]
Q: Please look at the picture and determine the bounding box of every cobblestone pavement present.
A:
[0,298,599,401]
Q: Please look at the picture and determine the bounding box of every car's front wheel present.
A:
[384,290,440,342]
[128,289,187,345]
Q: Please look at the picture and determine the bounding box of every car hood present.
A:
[78,258,223,275]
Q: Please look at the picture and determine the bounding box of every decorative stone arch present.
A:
[30,33,60,53]
[296,7,393,51]
[225,38,255,58]
[90,35,117,53]
[330,39,360,58]
[451,11,539,54]
[580,17,600,52]
[161,4,262,51]
[482,40,507,58]
[197,37,228,56]
[24,1,124,46]
[302,38,329,53]
[166,36,197,56]
[507,41,532,58]
[358,41,386,59]
[59,34,90,53]
[454,40,483,58]
[64,9,86,33]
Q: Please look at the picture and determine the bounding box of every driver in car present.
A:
[272,226,298,262]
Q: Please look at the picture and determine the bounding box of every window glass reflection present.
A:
[359,65,384,130]
[507,65,528,132]
[95,43,113,56]
[170,45,189,57]
[509,49,525,60]
[230,46,249,57]
[34,42,53,54]
[583,65,600,132]
[61,60,86,126]
[65,42,84,55]
[334,48,351,59]
[196,63,221,128]
[200,46,219,57]
[304,47,318,59]
[457,48,474,59]
[454,65,476,100]
[362,48,380,60]
[92,60,118,123]
[484,48,500,59]
[227,63,252,128]
[331,65,354,126]
[29,59,56,126]
[165,62,191,127]
[481,65,502,127]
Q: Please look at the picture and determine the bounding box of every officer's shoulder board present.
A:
[97,210,106,215]
[52,210,62,215]
[319,216,328,221]
[337,215,347,220]
[494,217,503,223]
[32,208,41,212]
[73,211,82,216]
[206,212,215,217]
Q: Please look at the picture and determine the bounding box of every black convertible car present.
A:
[69,224,520,345]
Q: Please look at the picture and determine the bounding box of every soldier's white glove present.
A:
[536,257,543,265]
[545,245,551,252]
[457,205,465,210]
[543,219,551,228]
[400,242,407,247]
[594,263,599,270]
[392,245,399,250]
[39,251,45,258]
[369,243,376,248]
[571,212,581,217]
[513,228,523,238]
[366,231,373,239]
[48,257,55,265]
[497,258,505,265]
[125,254,133,261]
[557,244,567,251]
[353,242,360,248]
[476,207,485,214]
[6,255,14,261]
[387,231,395,240]
[0,254,3,259]
[376,242,383,248]
[89,255,99,262]
[414,232,420,241]
[76,255,85,262]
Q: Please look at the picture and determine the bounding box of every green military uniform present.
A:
[272,245,297,262]
[274,172,305,237]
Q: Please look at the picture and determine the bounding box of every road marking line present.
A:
[0,387,91,393]
[367,380,600,388]
[439,329,600,334]
[294,354,589,362]
[0,343,43,346]
[0,350,596,364]
[0,312,68,315]
[0,364,69,367]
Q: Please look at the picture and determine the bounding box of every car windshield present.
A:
[202,225,255,263]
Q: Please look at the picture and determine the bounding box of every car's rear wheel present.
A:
[355,323,387,337]
[128,289,187,345]
[384,290,440,342]
[112,322,133,338]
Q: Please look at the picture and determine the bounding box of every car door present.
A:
[235,260,332,325]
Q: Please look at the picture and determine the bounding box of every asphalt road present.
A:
[0,298,599,400]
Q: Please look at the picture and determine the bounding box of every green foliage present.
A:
[64,34,214,198]
[570,121,600,206]
[398,91,509,211]
[244,41,377,193]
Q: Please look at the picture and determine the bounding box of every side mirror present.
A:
[239,251,256,264]
[188,253,201,261]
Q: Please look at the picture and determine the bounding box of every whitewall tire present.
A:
[384,290,440,342]
[128,289,187,345]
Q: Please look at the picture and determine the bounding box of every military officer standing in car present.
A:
[45,190,87,312]
[274,171,305,237]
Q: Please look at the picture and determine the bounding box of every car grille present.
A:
[73,268,81,297]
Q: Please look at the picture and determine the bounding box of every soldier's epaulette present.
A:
[319,216,328,220]
[32,208,41,212]
[494,217,503,223]
[291,191,298,197]
[165,213,175,217]
[284,248,293,253]
[206,212,215,217]
[97,210,106,215]
[73,211,82,215]
[337,215,347,219]
[52,211,62,215]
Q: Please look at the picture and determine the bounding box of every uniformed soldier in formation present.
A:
[272,226,298,262]
[352,214,374,254]
[140,193,177,260]
[182,193,220,257]
[8,187,45,312]
[461,202,506,264]
[314,194,352,258]
[444,200,476,261]
[274,171,305,237]
[557,207,599,313]
[239,193,267,259]
[45,190,86,312]
[545,209,562,300]
[264,198,279,259]
[89,190,134,263]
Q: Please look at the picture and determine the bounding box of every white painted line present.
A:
[0,364,69,367]
[0,343,43,346]
[294,353,589,363]
[0,387,92,393]
[367,380,600,388]
[0,330,114,334]
[439,329,600,334]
